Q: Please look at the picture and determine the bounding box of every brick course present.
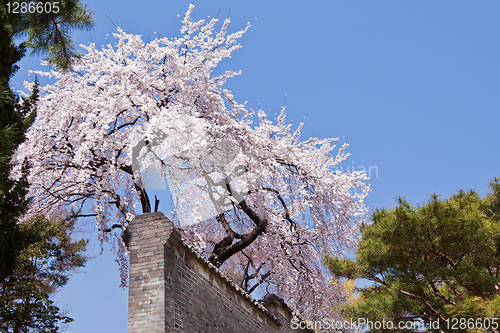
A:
[127,212,313,333]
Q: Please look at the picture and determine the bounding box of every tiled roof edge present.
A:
[178,237,282,325]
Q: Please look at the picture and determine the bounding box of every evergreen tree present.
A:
[0,1,94,330]
[2,0,95,70]
[0,216,88,333]
[326,178,500,333]
[0,2,31,285]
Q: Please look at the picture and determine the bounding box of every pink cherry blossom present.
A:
[12,5,369,322]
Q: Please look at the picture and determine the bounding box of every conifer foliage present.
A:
[1,1,94,330]
[326,178,500,333]
[0,215,88,333]
[4,0,95,70]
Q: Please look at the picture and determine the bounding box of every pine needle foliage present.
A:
[326,178,500,333]
[3,0,95,71]
[0,1,94,330]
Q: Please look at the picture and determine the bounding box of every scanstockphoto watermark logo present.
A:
[291,317,417,331]
[130,105,250,225]
[291,318,360,331]
[332,161,379,179]
[291,317,500,332]
[132,138,250,225]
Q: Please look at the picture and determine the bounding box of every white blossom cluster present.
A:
[12,5,369,323]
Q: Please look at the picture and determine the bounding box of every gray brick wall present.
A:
[127,212,313,333]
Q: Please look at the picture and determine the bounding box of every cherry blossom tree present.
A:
[12,5,369,321]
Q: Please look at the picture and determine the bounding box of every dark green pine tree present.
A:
[3,0,95,70]
[0,1,94,331]
[0,6,29,285]
[326,179,500,333]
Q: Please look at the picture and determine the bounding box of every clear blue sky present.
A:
[12,1,500,332]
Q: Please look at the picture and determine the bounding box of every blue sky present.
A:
[12,1,500,332]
